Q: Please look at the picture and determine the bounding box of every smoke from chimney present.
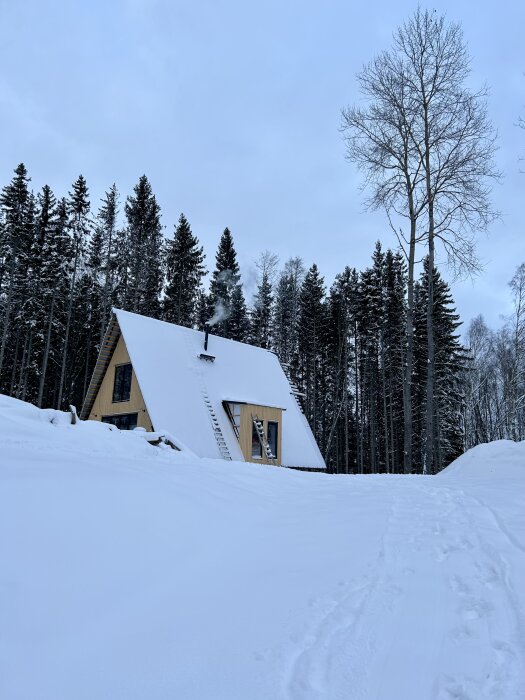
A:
[208,299,229,327]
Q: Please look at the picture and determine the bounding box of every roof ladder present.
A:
[252,415,276,460]
[203,393,232,461]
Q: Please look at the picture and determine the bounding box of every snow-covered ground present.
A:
[1,394,524,700]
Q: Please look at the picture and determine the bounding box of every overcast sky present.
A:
[0,0,523,330]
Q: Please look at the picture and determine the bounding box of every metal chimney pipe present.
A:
[204,325,210,352]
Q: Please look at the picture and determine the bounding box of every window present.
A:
[102,413,138,430]
[113,363,132,403]
[267,421,278,458]
[225,402,241,438]
[251,420,263,458]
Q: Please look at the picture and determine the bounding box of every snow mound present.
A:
[1,395,524,700]
[0,393,195,464]
[439,439,525,479]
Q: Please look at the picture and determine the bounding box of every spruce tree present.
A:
[250,271,273,348]
[37,197,71,407]
[196,288,213,332]
[356,244,384,472]
[96,185,120,341]
[272,257,305,384]
[123,175,163,318]
[12,192,37,401]
[414,259,466,473]
[0,164,33,386]
[345,267,361,473]
[298,264,326,439]
[208,228,247,340]
[381,250,406,472]
[23,186,58,403]
[163,213,206,328]
[250,251,278,349]
[273,276,292,361]
[229,285,250,342]
[324,267,356,473]
[57,175,92,408]
[77,209,109,404]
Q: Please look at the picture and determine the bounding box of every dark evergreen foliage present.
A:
[323,267,356,472]
[0,164,33,383]
[250,272,273,348]
[95,184,120,344]
[56,175,92,409]
[272,257,304,384]
[208,228,248,340]
[413,260,465,473]
[163,213,206,328]
[297,264,327,437]
[249,253,277,349]
[122,175,163,318]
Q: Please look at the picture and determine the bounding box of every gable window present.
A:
[267,421,278,459]
[102,413,138,430]
[113,363,132,403]
[251,420,263,458]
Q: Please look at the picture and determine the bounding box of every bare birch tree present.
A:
[395,9,499,473]
[342,7,499,472]
[341,39,427,473]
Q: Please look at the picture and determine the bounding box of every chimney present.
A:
[204,324,210,352]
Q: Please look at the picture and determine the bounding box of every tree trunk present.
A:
[424,101,436,476]
[425,235,436,474]
[38,291,56,408]
[381,332,390,473]
[344,335,349,474]
[16,332,29,399]
[355,326,363,474]
[100,225,114,347]
[0,257,17,377]
[57,242,80,409]
[403,217,416,474]
[20,331,33,402]
[83,318,94,402]
[8,326,21,396]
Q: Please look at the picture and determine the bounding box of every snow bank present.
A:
[1,395,524,700]
[0,393,196,463]
[440,438,525,479]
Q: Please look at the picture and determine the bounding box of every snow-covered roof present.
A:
[85,309,325,469]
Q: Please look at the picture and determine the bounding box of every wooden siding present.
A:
[238,403,282,465]
[88,335,153,430]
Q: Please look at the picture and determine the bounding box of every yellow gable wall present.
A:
[88,334,154,430]
[238,403,283,465]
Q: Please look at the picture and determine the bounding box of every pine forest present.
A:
[1,163,522,474]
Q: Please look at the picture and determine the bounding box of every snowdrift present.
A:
[1,395,524,700]
[440,438,525,479]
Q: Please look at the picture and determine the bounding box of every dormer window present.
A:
[223,400,282,464]
[113,363,132,403]
[225,402,241,438]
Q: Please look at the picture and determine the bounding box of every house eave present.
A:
[221,398,287,411]
[80,313,121,420]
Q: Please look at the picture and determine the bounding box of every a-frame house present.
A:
[80,309,326,470]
